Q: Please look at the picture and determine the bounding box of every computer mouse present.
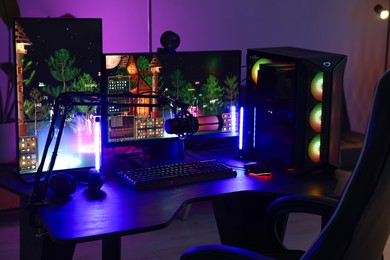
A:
[244,162,272,176]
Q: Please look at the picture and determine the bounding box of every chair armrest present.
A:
[263,194,338,251]
[267,194,338,218]
[180,195,336,260]
[180,244,274,260]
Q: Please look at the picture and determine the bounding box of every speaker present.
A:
[48,168,104,196]
[88,168,105,191]
[242,47,347,173]
[48,173,77,196]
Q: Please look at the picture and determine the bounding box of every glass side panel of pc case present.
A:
[246,56,297,169]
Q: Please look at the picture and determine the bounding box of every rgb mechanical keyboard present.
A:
[117,159,237,190]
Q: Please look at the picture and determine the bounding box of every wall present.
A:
[0,0,387,133]
[151,0,387,133]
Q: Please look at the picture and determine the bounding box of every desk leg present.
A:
[20,197,43,260]
[20,197,75,260]
[212,191,285,253]
[102,237,121,260]
[40,235,76,260]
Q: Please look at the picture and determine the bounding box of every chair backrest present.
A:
[302,70,390,260]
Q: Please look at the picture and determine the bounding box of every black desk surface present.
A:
[0,148,351,245]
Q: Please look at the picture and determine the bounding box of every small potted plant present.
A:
[0,0,20,163]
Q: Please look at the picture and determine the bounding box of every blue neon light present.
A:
[94,116,102,171]
[239,106,244,150]
[253,107,257,148]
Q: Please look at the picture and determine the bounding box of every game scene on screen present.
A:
[14,18,102,175]
[102,51,241,146]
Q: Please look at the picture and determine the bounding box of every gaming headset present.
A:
[48,168,105,196]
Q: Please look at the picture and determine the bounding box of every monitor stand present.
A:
[141,140,185,160]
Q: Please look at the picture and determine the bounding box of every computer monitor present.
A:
[101,50,241,157]
[14,18,103,181]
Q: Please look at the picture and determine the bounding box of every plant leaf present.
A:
[0,0,20,30]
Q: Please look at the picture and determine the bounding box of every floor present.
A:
[0,201,389,260]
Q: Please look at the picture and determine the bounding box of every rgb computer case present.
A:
[242,47,347,173]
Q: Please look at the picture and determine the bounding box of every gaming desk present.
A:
[0,149,351,260]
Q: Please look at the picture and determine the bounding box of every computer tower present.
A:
[242,47,347,173]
